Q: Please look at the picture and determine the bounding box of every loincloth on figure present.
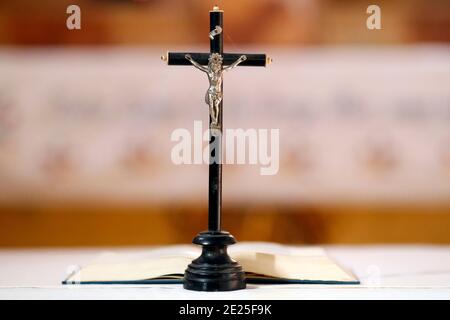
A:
[205,88,222,105]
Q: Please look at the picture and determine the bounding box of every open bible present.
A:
[63,242,359,285]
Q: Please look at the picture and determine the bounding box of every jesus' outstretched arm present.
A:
[224,55,247,72]
[185,54,208,72]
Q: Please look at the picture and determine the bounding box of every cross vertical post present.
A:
[208,7,223,232]
[163,5,270,291]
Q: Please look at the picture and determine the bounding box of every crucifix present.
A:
[162,5,271,291]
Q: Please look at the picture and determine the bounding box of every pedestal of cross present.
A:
[163,6,270,291]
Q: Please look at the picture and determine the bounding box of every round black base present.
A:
[183,231,246,291]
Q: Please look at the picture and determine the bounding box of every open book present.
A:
[63,242,359,285]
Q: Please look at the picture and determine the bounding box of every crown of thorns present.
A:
[209,53,223,63]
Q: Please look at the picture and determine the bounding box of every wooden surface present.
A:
[1,205,450,246]
[0,245,449,299]
[1,0,449,45]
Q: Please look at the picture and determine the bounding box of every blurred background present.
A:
[0,0,449,246]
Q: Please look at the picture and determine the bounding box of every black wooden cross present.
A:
[163,5,270,292]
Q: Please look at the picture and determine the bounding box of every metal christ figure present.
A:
[185,53,247,129]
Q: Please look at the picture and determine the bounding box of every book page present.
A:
[65,242,356,283]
